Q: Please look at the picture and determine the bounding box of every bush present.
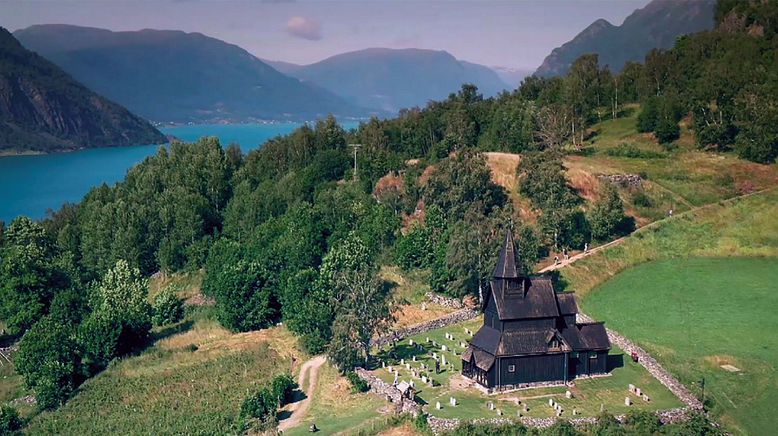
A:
[346,371,369,393]
[624,410,661,434]
[631,191,652,208]
[636,98,658,133]
[14,317,83,410]
[604,144,666,159]
[655,116,681,144]
[152,289,185,326]
[239,388,278,431]
[270,373,297,406]
[0,405,22,435]
[76,315,121,376]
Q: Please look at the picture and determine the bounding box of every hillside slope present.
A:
[0,28,165,153]
[14,25,368,123]
[534,0,716,77]
[269,48,510,113]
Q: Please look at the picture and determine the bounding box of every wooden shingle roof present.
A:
[488,276,560,320]
[492,231,523,279]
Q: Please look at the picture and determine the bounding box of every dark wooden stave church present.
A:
[462,232,611,389]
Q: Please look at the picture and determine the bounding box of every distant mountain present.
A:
[268,48,511,113]
[0,27,165,153]
[15,25,368,123]
[534,0,716,77]
[490,66,533,88]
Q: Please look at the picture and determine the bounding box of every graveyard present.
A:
[370,316,682,421]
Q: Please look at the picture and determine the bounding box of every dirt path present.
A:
[278,355,326,432]
[539,187,776,274]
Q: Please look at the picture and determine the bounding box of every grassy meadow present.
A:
[23,307,307,434]
[583,257,778,435]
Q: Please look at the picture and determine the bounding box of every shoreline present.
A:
[0,150,47,157]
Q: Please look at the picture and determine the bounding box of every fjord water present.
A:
[0,123,332,223]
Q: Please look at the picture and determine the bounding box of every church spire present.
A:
[492,230,524,279]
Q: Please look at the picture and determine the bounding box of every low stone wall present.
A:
[577,313,703,410]
[425,292,464,309]
[427,407,694,434]
[354,368,420,416]
[599,174,643,188]
[371,308,479,348]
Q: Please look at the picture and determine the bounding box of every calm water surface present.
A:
[0,123,356,222]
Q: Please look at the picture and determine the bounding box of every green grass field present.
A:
[371,317,681,421]
[561,188,778,299]
[583,257,778,436]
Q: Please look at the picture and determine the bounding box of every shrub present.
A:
[0,405,22,435]
[631,191,652,208]
[604,144,666,159]
[346,371,369,393]
[14,317,83,410]
[624,410,661,434]
[239,388,278,431]
[655,116,681,144]
[152,289,185,326]
[636,98,658,133]
[76,315,121,376]
[270,373,297,406]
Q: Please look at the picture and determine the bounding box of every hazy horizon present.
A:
[2,0,651,70]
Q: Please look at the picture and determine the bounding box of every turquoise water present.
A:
[0,122,356,222]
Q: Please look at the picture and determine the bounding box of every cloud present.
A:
[285,16,322,41]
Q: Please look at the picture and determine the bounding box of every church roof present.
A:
[469,326,570,357]
[561,322,611,351]
[557,292,579,315]
[488,276,560,320]
[492,231,523,279]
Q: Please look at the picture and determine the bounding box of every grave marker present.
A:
[436,401,442,410]
[625,397,631,406]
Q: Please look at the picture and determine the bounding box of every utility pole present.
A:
[349,143,363,181]
[700,377,706,411]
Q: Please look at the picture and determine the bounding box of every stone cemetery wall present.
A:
[354,367,420,416]
[424,292,464,309]
[598,174,643,188]
[427,407,694,434]
[371,308,479,348]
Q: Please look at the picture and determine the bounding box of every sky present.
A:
[1,0,651,70]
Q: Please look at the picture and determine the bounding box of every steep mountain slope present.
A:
[14,25,367,123]
[534,0,716,77]
[0,28,165,153]
[269,48,510,113]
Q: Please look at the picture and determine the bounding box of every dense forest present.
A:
[0,0,776,417]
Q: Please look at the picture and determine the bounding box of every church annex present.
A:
[462,232,611,389]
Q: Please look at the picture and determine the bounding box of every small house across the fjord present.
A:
[462,232,611,389]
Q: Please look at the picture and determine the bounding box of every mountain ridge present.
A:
[0,27,165,153]
[14,24,371,123]
[534,0,717,77]
[267,47,511,113]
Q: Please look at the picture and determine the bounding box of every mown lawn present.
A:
[25,307,306,435]
[584,257,778,436]
[371,318,680,421]
[561,187,778,298]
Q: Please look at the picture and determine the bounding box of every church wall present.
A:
[502,317,556,331]
[496,353,567,385]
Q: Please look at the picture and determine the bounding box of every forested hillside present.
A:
[1,1,776,430]
[0,28,165,153]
